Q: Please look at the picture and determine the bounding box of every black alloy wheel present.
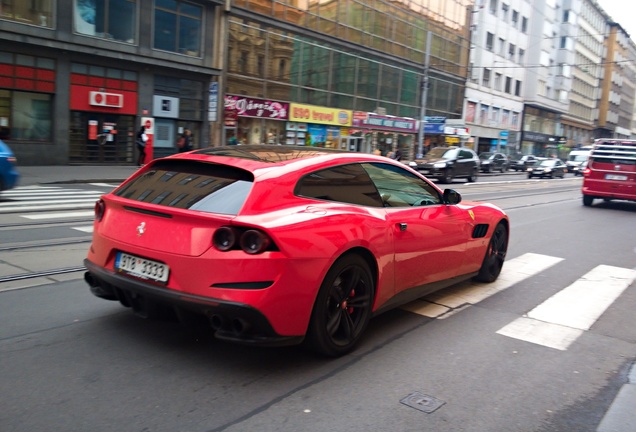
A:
[305,254,374,357]
[474,222,508,283]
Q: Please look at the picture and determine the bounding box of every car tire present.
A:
[441,169,453,184]
[474,222,508,283]
[528,174,533,179]
[305,254,374,357]
[500,166,506,173]
[582,195,593,206]
[467,167,478,183]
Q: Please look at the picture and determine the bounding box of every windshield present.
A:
[479,153,493,160]
[427,147,458,159]
[568,154,588,162]
[539,160,557,167]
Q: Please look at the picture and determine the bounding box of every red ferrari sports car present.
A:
[84,145,509,356]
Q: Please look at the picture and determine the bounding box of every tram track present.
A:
[0,266,86,284]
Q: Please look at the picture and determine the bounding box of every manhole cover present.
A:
[400,392,445,413]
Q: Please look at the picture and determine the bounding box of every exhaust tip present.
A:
[231,318,250,335]
[210,314,226,330]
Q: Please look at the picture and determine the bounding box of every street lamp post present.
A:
[417,31,432,158]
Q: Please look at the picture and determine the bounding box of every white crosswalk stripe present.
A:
[1,186,100,233]
[0,185,103,214]
[403,253,636,351]
[497,265,636,350]
[402,253,564,318]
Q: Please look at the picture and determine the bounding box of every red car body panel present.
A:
[85,147,509,344]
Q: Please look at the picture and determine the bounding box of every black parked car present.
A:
[511,154,542,171]
[527,158,566,179]
[479,152,509,173]
[409,146,479,183]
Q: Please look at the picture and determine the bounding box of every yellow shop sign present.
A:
[289,103,352,126]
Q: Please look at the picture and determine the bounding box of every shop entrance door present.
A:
[342,136,364,152]
[70,112,135,164]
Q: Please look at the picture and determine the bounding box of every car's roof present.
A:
[162,145,398,179]
[192,145,347,163]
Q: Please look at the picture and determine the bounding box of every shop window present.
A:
[0,0,53,27]
[74,0,137,44]
[154,0,202,56]
[0,90,52,141]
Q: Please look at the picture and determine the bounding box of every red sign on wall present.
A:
[89,91,123,108]
[70,85,137,114]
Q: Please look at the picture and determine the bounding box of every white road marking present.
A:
[72,226,94,233]
[497,265,636,350]
[88,183,118,188]
[0,200,99,213]
[402,253,564,318]
[21,211,94,220]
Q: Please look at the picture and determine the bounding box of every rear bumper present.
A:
[582,180,636,202]
[84,259,304,347]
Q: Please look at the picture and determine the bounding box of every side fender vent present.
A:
[472,224,489,238]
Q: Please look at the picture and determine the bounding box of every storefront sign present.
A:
[89,91,123,108]
[352,112,416,132]
[289,103,352,126]
[209,82,218,122]
[71,85,137,114]
[224,95,289,119]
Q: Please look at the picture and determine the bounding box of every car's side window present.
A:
[295,163,384,207]
[362,162,442,207]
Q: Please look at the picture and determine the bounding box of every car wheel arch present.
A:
[304,248,379,356]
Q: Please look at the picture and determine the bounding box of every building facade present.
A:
[560,0,608,149]
[595,22,636,139]
[223,0,473,160]
[464,0,530,155]
[1,0,224,165]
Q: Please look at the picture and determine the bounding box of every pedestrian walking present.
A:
[177,129,193,152]
[135,126,147,166]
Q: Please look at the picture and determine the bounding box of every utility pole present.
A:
[417,31,432,158]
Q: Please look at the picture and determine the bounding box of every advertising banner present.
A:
[224,95,289,120]
[289,103,352,126]
[352,112,417,133]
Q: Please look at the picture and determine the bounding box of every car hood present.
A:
[413,156,446,165]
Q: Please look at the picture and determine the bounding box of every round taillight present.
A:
[94,199,105,222]
[240,230,271,255]
[213,227,236,251]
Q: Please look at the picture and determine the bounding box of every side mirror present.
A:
[443,189,462,204]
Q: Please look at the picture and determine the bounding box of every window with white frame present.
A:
[486,32,494,51]
[483,68,491,87]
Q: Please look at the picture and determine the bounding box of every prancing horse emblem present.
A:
[136,222,146,236]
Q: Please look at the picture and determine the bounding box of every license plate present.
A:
[115,252,169,283]
[605,174,628,181]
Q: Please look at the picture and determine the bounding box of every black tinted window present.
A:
[296,163,384,207]
[114,160,253,215]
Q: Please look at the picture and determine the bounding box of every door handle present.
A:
[398,223,407,232]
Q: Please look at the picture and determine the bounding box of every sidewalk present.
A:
[17,164,139,187]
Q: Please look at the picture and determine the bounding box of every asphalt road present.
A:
[1,176,635,432]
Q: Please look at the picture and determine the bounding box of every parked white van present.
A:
[566,147,591,173]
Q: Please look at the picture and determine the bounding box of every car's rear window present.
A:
[114,160,253,215]
[590,143,636,166]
